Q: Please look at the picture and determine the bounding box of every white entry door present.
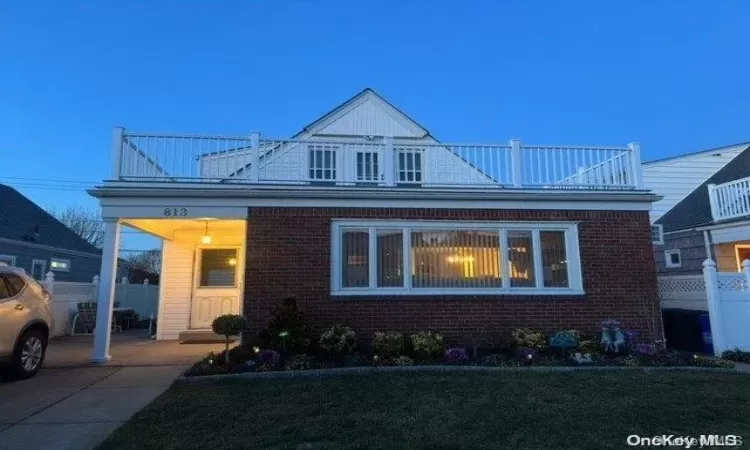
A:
[190,247,242,329]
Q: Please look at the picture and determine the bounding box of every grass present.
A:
[98,371,750,450]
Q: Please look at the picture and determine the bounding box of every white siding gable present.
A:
[311,93,425,138]
[643,143,748,222]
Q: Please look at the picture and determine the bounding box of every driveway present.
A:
[0,331,225,450]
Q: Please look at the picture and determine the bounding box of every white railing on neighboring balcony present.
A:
[111,128,643,190]
[708,176,750,221]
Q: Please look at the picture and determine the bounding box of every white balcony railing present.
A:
[709,176,750,221]
[111,128,643,190]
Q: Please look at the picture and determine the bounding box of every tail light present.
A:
[40,284,52,303]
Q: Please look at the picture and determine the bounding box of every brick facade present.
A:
[245,207,661,344]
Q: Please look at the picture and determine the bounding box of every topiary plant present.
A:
[511,328,548,351]
[320,325,357,356]
[211,314,246,364]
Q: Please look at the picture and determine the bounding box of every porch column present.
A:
[92,219,122,363]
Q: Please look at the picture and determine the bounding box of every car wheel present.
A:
[8,329,47,379]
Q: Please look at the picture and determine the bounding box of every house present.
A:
[0,184,103,282]
[653,145,750,274]
[88,88,660,362]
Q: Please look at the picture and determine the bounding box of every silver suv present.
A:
[0,266,54,379]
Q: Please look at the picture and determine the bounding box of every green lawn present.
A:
[98,371,750,450]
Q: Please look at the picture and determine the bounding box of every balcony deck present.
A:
[110,130,644,192]
[710,176,750,221]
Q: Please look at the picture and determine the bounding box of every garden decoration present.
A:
[572,352,593,364]
[600,320,627,354]
[549,331,578,356]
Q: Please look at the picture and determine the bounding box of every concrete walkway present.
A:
[0,365,186,450]
[45,330,224,368]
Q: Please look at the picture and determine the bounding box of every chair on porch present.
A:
[70,302,123,335]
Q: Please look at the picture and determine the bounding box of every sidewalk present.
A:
[0,365,186,450]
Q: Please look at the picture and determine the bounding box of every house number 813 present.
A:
[163,208,188,217]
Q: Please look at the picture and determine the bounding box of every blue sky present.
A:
[1,1,749,250]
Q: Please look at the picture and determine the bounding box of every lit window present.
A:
[50,258,70,272]
[332,221,582,295]
[198,249,237,287]
[664,250,682,268]
[651,225,664,245]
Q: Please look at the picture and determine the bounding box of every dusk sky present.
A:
[2,1,748,250]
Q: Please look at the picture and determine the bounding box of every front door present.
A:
[736,246,750,271]
[190,247,242,329]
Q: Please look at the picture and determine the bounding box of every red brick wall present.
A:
[244,208,661,344]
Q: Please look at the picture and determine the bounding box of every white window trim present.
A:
[0,254,17,267]
[330,220,584,296]
[664,249,682,268]
[50,257,71,272]
[31,259,47,279]
[651,224,664,245]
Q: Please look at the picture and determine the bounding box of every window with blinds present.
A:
[332,221,581,295]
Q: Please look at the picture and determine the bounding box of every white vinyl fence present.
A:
[659,260,750,354]
[703,260,750,354]
[44,272,159,337]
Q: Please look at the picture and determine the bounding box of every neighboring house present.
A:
[653,145,750,274]
[642,142,750,224]
[0,184,103,282]
[88,88,660,360]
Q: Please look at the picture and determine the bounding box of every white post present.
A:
[743,259,750,290]
[111,127,125,180]
[249,131,260,181]
[509,139,522,187]
[92,220,121,363]
[382,137,395,187]
[44,271,55,296]
[143,278,149,285]
[702,259,725,356]
[707,184,719,221]
[627,142,643,189]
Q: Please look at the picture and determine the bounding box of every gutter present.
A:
[88,184,661,203]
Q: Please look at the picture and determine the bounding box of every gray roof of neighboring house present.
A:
[655,144,750,232]
[0,184,101,254]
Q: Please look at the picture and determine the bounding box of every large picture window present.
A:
[331,220,582,296]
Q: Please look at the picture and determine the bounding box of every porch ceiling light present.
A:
[201,221,212,244]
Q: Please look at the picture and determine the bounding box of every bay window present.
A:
[332,220,583,295]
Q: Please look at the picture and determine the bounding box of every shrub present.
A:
[373,331,403,358]
[411,331,444,360]
[444,347,469,364]
[267,297,308,352]
[394,356,414,366]
[722,348,750,364]
[258,349,282,371]
[285,354,315,371]
[480,353,521,367]
[648,349,694,367]
[692,355,735,369]
[211,314,246,364]
[511,328,547,351]
[320,325,357,355]
[577,331,600,354]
